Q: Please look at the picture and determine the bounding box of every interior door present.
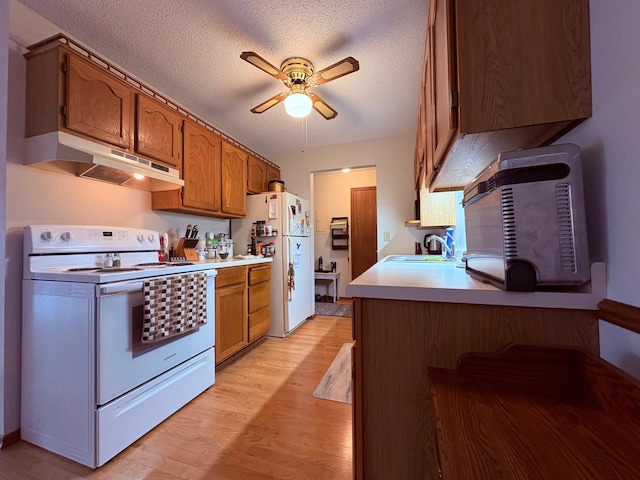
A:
[351,187,378,280]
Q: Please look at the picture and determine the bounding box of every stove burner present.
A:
[93,267,144,273]
[67,267,100,272]
[135,261,196,267]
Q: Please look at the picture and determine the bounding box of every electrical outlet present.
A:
[383,231,391,241]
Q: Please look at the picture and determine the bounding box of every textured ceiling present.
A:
[10,0,428,159]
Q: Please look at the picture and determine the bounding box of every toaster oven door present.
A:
[464,188,506,283]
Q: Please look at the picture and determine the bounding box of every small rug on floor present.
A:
[313,342,353,404]
[315,302,352,317]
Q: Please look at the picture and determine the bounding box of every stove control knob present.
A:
[60,231,73,242]
[137,234,146,243]
[40,231,55,242]
[148,233,155,243]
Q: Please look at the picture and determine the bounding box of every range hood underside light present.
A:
[23,131,184,192]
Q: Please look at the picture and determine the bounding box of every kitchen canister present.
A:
[268,179,285,192]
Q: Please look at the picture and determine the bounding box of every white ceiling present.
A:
[10,0,428,159]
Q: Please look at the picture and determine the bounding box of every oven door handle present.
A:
[99,270,216,295]
[100,282,144,295]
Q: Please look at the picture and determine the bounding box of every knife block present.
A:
[176,238,199,261]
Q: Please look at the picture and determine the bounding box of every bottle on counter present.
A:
[318,256,323,271]
[113,253,121,267]
[105,253,113,268]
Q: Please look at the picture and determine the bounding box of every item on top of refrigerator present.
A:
[268,179,285,192]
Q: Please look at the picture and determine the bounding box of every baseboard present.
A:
[598,299,640,334]
[1,429,20,449]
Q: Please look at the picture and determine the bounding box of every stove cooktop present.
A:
[23,225,214,283]
[28,261,213,284]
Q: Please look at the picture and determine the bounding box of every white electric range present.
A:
[21,225,216,468]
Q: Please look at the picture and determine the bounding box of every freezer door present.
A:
[283,193,311,237]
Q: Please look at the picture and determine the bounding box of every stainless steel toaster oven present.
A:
[462,144,590,291]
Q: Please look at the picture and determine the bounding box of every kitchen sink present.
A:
[385,255,449,263]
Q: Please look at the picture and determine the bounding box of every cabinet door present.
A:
[266,163,281,184]
[66,53,131,149]
[215,282,248,364]
[182,120,221,212]
[247,154,267,194]
[429,0,457,172]
[221,140,248,217]
[135,94,182,168]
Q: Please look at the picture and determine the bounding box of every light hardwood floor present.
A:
[0,314,353,479]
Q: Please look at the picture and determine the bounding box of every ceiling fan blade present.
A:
[308,93,338,120]
[310,57,359,86]
[250,92,288,114]
[240,52,288,82]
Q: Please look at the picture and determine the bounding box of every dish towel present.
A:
[142,272,207,343]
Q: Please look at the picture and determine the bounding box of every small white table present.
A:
[314,271,340,303]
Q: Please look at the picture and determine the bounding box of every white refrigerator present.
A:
[232,192,314,337]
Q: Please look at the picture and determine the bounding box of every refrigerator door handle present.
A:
[288,204,296,235]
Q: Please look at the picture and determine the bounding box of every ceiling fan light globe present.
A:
[284,92,312,118]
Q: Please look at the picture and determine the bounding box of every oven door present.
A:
[96,270,215,406]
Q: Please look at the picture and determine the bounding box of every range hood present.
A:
[23,131,184,192]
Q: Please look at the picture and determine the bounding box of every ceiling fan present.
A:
[240,52,360,120]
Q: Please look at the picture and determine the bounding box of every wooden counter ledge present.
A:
[428,344,640,479]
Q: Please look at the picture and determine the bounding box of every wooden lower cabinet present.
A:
[352,297,599,480]
[215,263,271,365]
[215,266,247,364]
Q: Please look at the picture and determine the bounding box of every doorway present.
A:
[351,186,377,280]
[312,168,377,299]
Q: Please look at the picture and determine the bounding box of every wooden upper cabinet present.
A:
[221,140,248,217]
[422,0,592,191]
[247,154,268,194]
[429,0,457,173]
[182,120,221,212]
[25,44,132,149]
[135,94,182,168]
[266,163,281,184]
[65,52,132,149]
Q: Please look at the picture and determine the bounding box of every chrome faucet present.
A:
[424,234,454,256]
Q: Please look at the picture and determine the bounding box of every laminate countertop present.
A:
[196,256,273,269]
[345,256,606,310]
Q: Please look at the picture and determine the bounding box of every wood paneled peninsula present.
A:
[346,257,606,480]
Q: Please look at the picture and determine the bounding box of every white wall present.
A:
[557,0,640,377]
[1,0,10,442]
[313,168,376,298]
